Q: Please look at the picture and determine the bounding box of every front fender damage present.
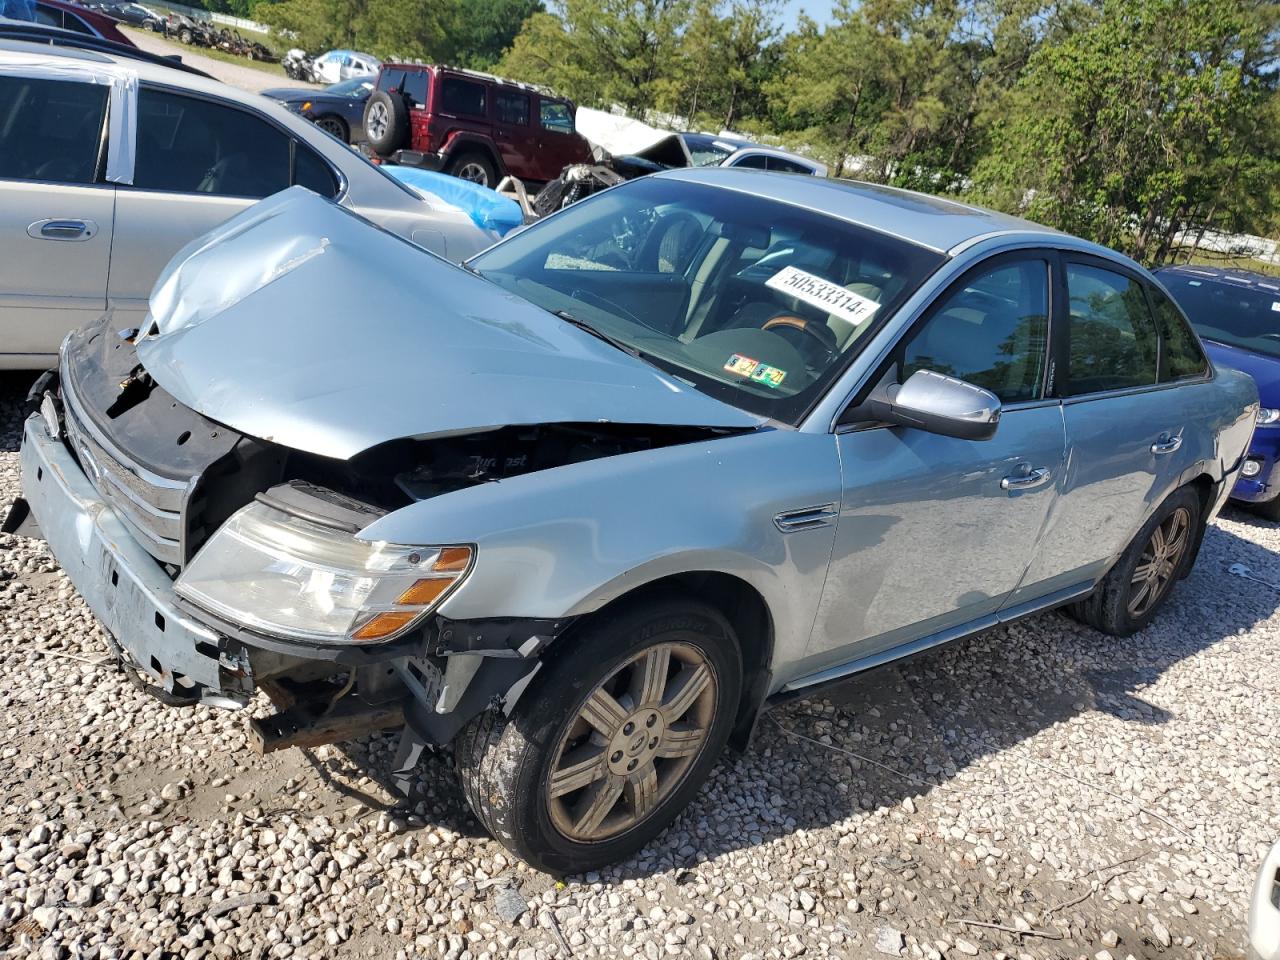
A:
[388,615,573,794]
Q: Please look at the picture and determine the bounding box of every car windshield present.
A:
[326,77,373,98]
[468,177,945,423]
[1160,271,1280,359]
[683,135,735,167]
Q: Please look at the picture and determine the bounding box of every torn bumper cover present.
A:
[15,409,568,734]
[16,413,253,706]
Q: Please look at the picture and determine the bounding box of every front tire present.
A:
[314,115,349,142]
[455,597,742,874]
[1067,486,1202,636]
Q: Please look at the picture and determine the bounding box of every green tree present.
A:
[972,0,1279,262]
[446,0,545,68]
[500,0,692,117]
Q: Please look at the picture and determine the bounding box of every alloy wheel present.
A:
[367,102,388,141]
[546,642,718,843]
[1127,506,1191,617]
[316,117,345,140]
[455,162,489,186]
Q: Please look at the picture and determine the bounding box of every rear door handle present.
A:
[28,219,96,241]
[1151,435,1183,455]
[1001,467,1051,491]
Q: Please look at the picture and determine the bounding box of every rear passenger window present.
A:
[1149,285,1209,381]
[133,88,290,198]
[540,101,574,133]
[769,157,813,174]
[902,259,1050,404]
[731,154,768,169]
[495,91,529,125]
[441,78,486,117]
[293,142,338,198]
[1064,263,1159,395]
[0,76,106,185]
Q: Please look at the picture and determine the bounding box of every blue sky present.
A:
[778,0,835,31]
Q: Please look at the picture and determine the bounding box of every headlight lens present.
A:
[1259,408,1280,425]
[175,501,472,644]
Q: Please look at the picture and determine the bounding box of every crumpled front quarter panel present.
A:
[358,428,842,677]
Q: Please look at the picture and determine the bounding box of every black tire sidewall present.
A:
[363,90,408,155]
[494,598,742,874]
[448,150,496,187]
[317,115,348,142]
[1100,486,1202,635]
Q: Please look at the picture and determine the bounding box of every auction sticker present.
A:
[766,266,880,326]
[725,354,760,376]
[750,364,786,388]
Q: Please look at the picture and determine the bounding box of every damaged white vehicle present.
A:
[9,172,1256,872]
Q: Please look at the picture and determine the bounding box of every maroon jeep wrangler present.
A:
[361,64,593,187]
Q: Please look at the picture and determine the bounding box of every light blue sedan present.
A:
[10,171,1257,874]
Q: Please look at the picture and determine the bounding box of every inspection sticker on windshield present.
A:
[725,354,786,387]
[766,266,880,325]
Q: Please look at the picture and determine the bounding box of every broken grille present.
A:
[62,375,190,567]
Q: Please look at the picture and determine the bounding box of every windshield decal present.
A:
[725,354,786,387]
[1273,301,1280,313]
[766,266,880,326]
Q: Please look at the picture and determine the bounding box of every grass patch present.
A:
[121,25,291,78]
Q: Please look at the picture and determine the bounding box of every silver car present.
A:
[9,170,1257,874]
[0,40,493,370]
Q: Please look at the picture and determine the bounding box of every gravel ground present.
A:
[120,28,319,95]
[0,368,1275,960]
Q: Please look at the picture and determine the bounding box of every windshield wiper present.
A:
[553,310,644,360]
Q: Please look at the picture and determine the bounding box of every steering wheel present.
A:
[762,314,838,354]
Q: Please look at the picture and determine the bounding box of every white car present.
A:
[0,39,492,369]
[310,49,380,85]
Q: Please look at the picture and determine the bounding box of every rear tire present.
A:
[1067,486,1202,637]
[447,150,496,187]
[363,89,409,155]
[454,596,742,874]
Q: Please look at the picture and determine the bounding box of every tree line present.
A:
[242,0,1277,263]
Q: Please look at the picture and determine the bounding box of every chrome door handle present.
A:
[1151,435,1183,455]
[28,219,96,241]
[1001,467,1051,491]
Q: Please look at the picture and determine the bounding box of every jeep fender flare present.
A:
[438,133,505,177]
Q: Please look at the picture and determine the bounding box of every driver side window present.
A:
[132,88,290,198]
[901,258,1050,404]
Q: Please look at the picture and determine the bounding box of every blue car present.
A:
[1156,265,1280,517]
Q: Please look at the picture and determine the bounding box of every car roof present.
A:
[1154,263,1280,293]
[0,35,255,94]
[662,167,1069,254]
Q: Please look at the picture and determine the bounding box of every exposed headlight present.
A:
[175,501,472,644]
[1258,408,1280,425]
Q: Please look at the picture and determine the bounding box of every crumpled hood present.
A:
[136,188,759,460]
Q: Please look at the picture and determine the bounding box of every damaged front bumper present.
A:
[17,412,254,707]
[15,409,566,750]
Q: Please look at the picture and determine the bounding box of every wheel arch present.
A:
[440,134,504,176]
[546,570,776,753]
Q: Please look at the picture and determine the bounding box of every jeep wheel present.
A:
[447,151,496,188]
[1067,486,1202,636]
[455,597,742,874]
[363,89,409,155]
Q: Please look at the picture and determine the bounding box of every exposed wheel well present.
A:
[445,142,502,175]
[1181,472,1216,576]
[565,572,774,751]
